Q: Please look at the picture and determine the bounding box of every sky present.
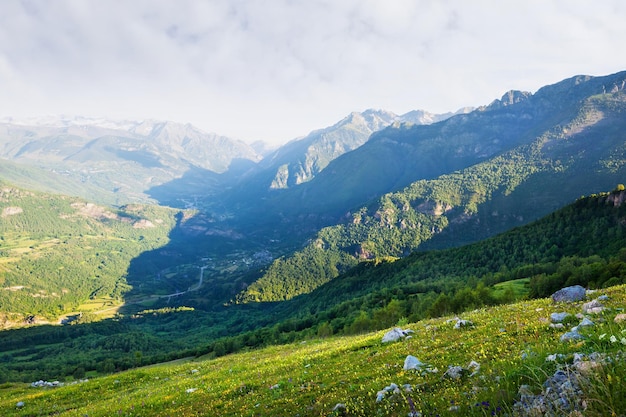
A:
[1,0,625,145]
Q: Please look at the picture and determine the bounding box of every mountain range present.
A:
[2,70,626,389]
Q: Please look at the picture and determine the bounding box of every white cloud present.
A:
[0,0,625,144]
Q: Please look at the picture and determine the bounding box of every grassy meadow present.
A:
[2,285,626,416]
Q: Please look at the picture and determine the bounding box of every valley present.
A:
[1,71,626,415]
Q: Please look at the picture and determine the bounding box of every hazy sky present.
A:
[1,0,625,145]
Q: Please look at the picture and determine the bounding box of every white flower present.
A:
[610,335,618,343]
[599,333,607,340]
[621,338,626,345]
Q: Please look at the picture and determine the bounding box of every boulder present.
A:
[582,299,605,314]
[381,327,413,343]
[551,285,586,303]
[578,317,595,327]
[453,319,473,329]
[560,329,584,342]
[443,365,465,380]
[550,312,570,323]
[403,355,424,371]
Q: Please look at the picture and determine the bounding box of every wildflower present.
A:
[610,335,618,343]
[621,337,626,345]
[599,333,607,340]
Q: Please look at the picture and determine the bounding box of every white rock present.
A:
[550,312,570,323]
[403,355,424,371]
[382,328,411,343]
[454,319,473,329]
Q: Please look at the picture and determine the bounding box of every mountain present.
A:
[217,108,471,240]
[0,117,262,206]
[253,108,466,191]
[237,71,626,302]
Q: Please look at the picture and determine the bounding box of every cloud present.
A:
[0,0,625,144]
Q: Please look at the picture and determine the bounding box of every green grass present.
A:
[2,285,626,416]
[493,278,530,299]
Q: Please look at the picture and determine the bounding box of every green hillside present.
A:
[2,285,625,416]
[2,189,626,384]
[0,182,179,325]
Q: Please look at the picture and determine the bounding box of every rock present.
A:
[550,312,570,323]
[551,285,586,303]
[403,355,424,371]
[560,329,585,342]
[582,299,604,314]
[614,313,626,323]
[453,319,473,329]
[381,327,412,343]
[597,294,609,301]
[185,388,197,393]
[443,365,465,380]
[467,360,480,376]
[549,323,564,329]
[16,401,25,408]
[332,403,346,412]
[514,367,586,416]
[578,317,595,327]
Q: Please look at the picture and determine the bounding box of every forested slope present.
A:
[238,73,626,302]
[0,182,179,325]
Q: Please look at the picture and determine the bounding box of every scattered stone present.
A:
[514,367,586,416]
[467,360,480,375]
[614,313,626,323]
[16,401,25,408]
[332,403,346,412]
[551,285,586,303]
[185,388,197,393]
[582,299,605,314]
[381,328,413,343]
[550,312,570,323]
[403,355,425,371]
[578,317,595,327]
[30,380,64,388]
[597,294,609,301]
[560,329,585,342]
[453,319,474,329]
[191,369,199,374]
[376,383,400,402]
[545,353,565,362]
[443,365,465,380]
[549,323,564,329]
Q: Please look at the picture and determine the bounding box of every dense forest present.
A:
[2,187,626,382]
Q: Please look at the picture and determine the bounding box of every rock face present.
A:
[551,285,586,303]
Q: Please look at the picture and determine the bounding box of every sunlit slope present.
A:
[2,285,625,416]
